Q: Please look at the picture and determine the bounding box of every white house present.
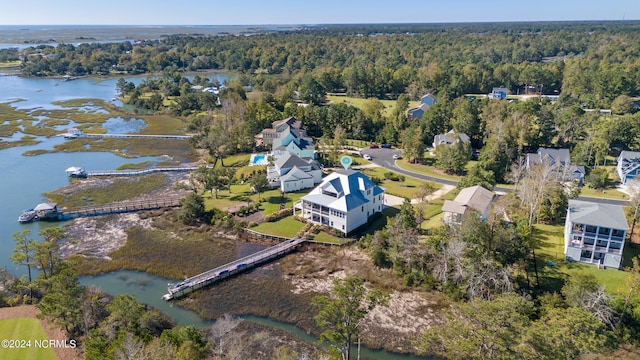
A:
[294,170,384,235]
[564,200,628,269]
[432,130,470,149]
[256,117,315,159]
[441,185,494,225]
[267,152,323,192]
[617,150,640,185]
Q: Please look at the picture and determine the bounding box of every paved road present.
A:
[359,147,629,207]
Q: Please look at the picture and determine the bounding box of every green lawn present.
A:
[0,318,57,360]
[326,95,419,117]
[579,185,628,200]
[251,217,305,238]
[532,224,633,294]
[360,167,441,199]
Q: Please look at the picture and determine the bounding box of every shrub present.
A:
[264,208,293,222]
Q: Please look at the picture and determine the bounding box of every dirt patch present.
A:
[281,247,447,353]
[61,212,154,259]
[0,305,83,360]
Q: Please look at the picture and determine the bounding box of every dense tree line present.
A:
[18,22,640,108]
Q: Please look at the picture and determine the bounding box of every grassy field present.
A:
[0,318,57,360]
[326,95,419,117]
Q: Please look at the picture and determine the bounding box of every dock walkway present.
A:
[59,196,182,220]
[163,237,306,300]
[86,166,201,177]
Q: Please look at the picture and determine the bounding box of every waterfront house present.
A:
[256,117,315,159]
[564,199,628,269]
[432,129,470,150]
[489,87,508,100]
[525,147,585,182]
[617,150,640,185]
[442,185,494,225]
[267,152,323,192]
[294,170,384,235]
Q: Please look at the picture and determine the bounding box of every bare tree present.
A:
[210,313,242,357]
[114,332,145,360]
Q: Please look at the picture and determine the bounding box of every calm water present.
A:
[82,270,425,360]
[0,73,229,275]
[0,74,421,359]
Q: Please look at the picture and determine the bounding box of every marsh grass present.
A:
[45,173,168,208]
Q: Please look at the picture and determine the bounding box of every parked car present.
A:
[381,143,392,148]
[369,144,379,149]
[363,154,372,161]
[392,154,401,159]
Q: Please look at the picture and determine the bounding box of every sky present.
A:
[3,0,640,25]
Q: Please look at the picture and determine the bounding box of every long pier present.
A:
[23,196,183,222]
[85,166,202,177]
[162,237,306,301]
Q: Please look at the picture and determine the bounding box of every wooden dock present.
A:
[162,237,306,301]
[85,166,201,177]
[30,196,183,222]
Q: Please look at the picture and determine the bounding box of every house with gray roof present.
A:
[432,130,470,150]
[442,185,494,225]
[617,150,640,185]
[294,170,384,234]
[256,117,316,159]
[526,147,585,183]
[267,152,322,192]
[564,199,628,269]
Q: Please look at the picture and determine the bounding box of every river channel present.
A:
[0,73,425,359]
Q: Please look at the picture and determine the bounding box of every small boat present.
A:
[161,293,173,301]
[18,209,36,223]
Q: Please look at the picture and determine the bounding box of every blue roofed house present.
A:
[420,93,436,107]
[489,87,508,100]
[294,170,384,235]
[407,93,436,120]
[408,103,429,120]
[617,150,640,185]
[267,152,323,192]
[564,200,628,269]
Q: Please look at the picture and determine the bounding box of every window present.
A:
[367,189,371,195]
[342,225,345,230]
[331,221,334,226]
[362,206,364,212]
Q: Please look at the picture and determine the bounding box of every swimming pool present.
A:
[250,154,268,166]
